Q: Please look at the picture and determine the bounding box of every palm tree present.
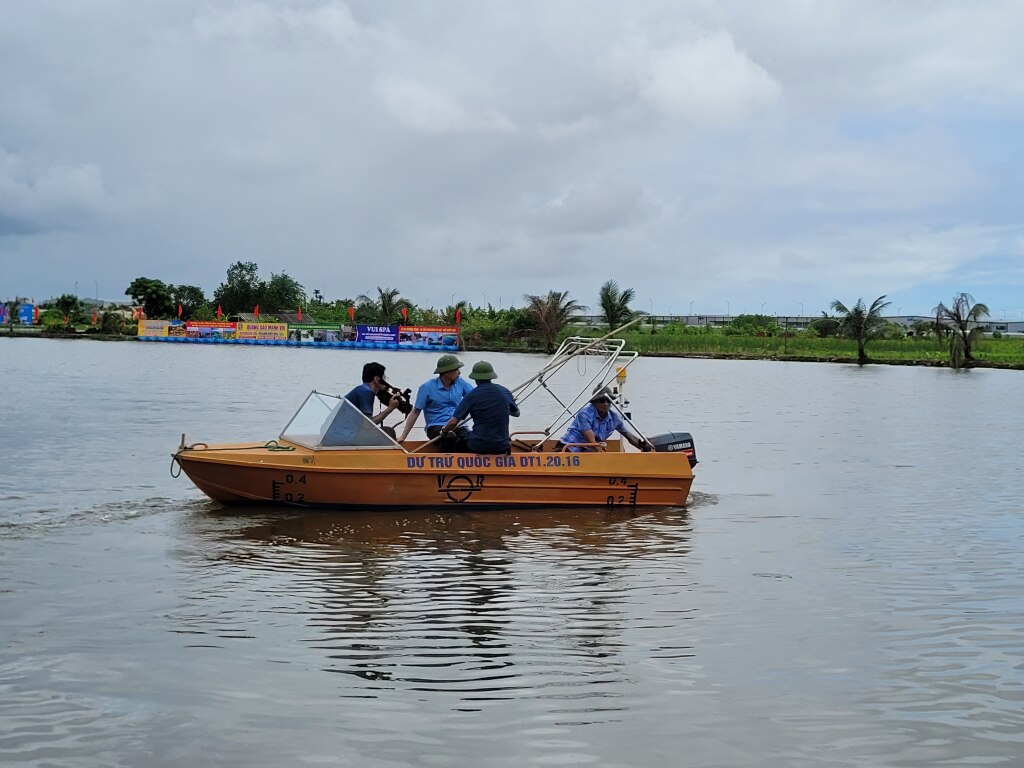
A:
[523,290,587,353]
[934,293,989,369]
[597,280,637,329]
[830,295,891,364]
[356,286,414,325]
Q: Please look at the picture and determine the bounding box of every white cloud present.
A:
[194,1,370,47]
[373,74,517,135]
[611,30,781,126]
[0,149,113,235]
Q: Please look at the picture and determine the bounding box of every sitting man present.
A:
[345,361,402,438]
[397,354,474,444]
[439,361,520,454]
[557,386,653,452]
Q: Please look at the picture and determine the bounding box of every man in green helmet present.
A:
[439,361,520,454]
[397,353,475,443]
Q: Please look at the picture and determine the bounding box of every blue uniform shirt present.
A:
[414,376,474,428]
[451,381,520,453]
[560,404,627,451]
[345,383,376,417]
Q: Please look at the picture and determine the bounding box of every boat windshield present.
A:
[280,391,402,450]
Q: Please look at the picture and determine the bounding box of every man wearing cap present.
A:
[397,354,475,443]
[439,361,520,454]
[556,386,653,453]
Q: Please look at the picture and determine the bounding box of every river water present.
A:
[1,339,1021,767]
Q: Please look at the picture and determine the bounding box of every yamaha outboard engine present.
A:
[647,432,698,468]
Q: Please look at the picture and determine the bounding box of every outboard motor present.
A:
[647,432,698,468]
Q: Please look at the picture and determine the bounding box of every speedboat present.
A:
[173,327,697,509]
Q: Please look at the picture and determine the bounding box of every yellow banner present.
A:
[236,322,288,340]
[138,320,169,337]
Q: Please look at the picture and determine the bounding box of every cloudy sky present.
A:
[2,0,1023,319]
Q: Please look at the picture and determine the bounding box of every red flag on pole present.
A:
[254,305,259,319]
[139,308,146,320]
[297,306,302,321]
[177,303,183,318]
[401,307,408,321]
[216,305,222,319]
[455,308,462,325]
[34,305,40,323]
[348,306,355,321]
[92,308,97,325]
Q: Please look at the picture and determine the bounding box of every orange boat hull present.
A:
[174,440,693,509]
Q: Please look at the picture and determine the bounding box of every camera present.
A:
[377,380,413,415]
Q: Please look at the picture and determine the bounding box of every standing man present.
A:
[397,354,474,443]
[439,361,519,454]
[345,362,401,437]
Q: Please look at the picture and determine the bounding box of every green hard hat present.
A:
[434,354,463,374]
[468,360,498,380]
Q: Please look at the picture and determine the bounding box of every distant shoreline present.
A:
[4,328,1021,370]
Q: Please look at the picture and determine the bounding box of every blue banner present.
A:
[355,324,399,343]
[18,304,34,325]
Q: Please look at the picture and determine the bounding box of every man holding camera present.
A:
[345,361,402,438]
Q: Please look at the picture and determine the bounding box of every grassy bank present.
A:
[570,327,1024,369]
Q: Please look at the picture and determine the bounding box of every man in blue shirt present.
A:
[345,362,401,438]
[397,354,475,443]
[440,361,520,454]
[557,386,652,453]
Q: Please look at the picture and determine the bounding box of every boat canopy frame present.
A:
[509,334,645,446]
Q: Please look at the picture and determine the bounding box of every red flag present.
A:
[34,305,40,323]
[348,305,355,321]
[254,305,259,319]
[92,308,97,325]
[455,308,462,325]
[216,305,222,318]
[401,307,408,321]
[139,308,146,320]
[177,303,183,318]
[297,306,302,321]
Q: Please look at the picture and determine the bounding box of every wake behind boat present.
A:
[172,327,697,509]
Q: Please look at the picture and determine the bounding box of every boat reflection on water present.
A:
[174,503,700,708]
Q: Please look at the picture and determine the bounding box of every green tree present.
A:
[213,261,264,314]
[99,311,123,334]
[171,284,208,319]
[807,315,840,338]
[262,272,306,312]
[54,293,83,325]
[126,278,175,318]
[356,287,414,324]
[934,293,989,369]
[524,290,586,353]
[597,280,637,329]
[4,299,19,327]
[830,295,891,364]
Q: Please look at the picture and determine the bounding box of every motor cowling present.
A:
[647,432,698,468]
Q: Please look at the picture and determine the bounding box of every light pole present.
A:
[74,280,78,298]
[95,280,99,304]
[761,302,767,315]
[689,299,695,316]
[450,292,456,308]
[726,300,730,317]
[799,302,804,316]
